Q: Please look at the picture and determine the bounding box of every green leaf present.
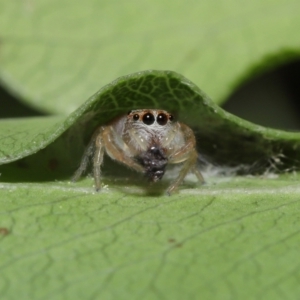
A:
[1,175,300,299]
[1,70,300,174]
[1,70,300,299]
[1,0,300,114]
[0,116,64,164]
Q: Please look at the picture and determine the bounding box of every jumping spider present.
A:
[72,109,204,195]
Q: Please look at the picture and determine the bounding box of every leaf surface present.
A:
[0,0,300,113]
[1,175,300,300]
[1,70,300,299]
[1,70,300,172]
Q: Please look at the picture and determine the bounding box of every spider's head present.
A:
[124,109,176,151]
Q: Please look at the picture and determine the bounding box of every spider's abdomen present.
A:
[135,145,168,182]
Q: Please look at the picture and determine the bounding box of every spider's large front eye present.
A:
[157,113,168,125]
[142,113,155,125]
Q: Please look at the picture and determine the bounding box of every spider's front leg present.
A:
[94,126,146,191]
[167,124,205,195]
[94,126,144,190]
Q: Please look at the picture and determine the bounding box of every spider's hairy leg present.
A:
[93,134,105,191]
[167,149,203,195]
[166,123,205,195]
[71,128,100,182]
[192,166,205,184]
[101,127,144,173]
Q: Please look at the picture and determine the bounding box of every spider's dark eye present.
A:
[169,114,174,122]
[142,113,155,125]
[157,113,168,125]
[133,114,139,121]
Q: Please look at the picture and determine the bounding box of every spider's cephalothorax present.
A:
[72,109,204,195]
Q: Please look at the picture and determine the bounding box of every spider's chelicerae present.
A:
[72,109,205,195]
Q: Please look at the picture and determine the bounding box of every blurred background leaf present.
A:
[0,0,299,116]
